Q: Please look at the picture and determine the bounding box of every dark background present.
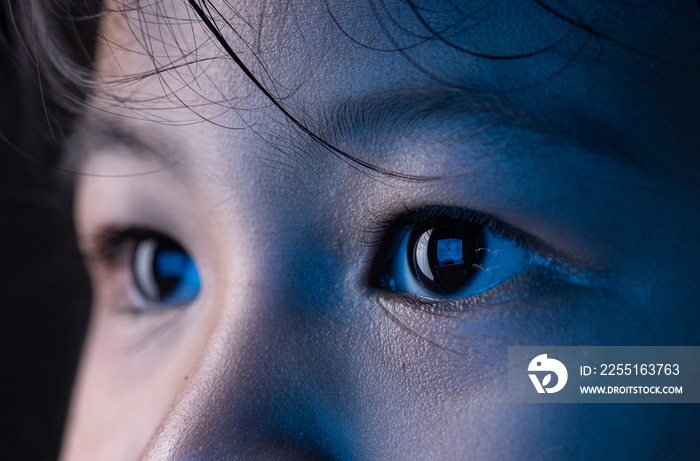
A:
[0,6,92,459]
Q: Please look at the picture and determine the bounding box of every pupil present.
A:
[409,223,485,295]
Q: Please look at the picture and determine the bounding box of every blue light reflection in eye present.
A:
[133,236,201,306]
[382,225,533,300]
[437,238,463,262]
[155,249,201,305]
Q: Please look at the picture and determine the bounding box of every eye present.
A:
[132,233,201,306]
[369,207,534,300]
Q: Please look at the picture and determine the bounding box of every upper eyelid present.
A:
[364,205,579,304]
[80,227,170,267]
[365,205,545,255]
[82,226,203,311]
[363,206,534,284]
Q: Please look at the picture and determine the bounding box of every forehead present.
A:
[86,0,700,182]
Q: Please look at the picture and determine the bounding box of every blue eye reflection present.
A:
[133,235,201,306]
[370,210,534,301]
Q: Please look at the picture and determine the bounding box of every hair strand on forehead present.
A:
[188,0,433,182]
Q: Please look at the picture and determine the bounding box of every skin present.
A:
[62,0,700,459]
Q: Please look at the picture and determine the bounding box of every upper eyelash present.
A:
[364,205,533,254]
[84,227,160,265]
[365,205,546,306]
[371,206,597,287]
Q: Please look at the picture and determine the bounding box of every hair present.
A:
[10,0,696,175]
[1,3,98,459]
[1,1,98,158]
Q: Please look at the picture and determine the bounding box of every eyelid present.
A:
[366,205,552,308]
[367,205,540,256]
[81,226,202,314]
[83,227,162,266]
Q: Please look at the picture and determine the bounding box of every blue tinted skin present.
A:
[65,0,700,459]
[155,249,201,305]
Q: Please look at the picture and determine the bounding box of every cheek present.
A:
[61,295,215,460]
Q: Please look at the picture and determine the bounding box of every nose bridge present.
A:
[142,235,354,459]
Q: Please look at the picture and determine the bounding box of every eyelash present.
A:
[366,205,539,311]
[87,227,201,312]
[87,207,545,314]
[368,206,529,249]
[91,227,158,263]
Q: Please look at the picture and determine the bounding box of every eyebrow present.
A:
[319,88,518,145]
[302,87,532,176]
[71,85,628,182]
[67,111,190,173]
[308,85,651,181]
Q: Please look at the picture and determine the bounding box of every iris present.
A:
[370,207,534,300]
[133,235,201,306]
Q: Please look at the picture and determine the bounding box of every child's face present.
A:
[63,0,700,459]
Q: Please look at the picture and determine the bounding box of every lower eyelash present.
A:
[375,262,534,314]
